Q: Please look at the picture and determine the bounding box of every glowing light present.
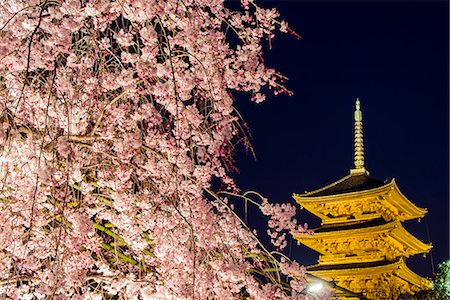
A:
[308,282,323,293]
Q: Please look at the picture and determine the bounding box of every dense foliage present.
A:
[0,0,319,299]
[413,260,450,300]
[433,260,450,299]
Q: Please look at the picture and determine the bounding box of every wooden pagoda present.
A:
[293,99,432,299]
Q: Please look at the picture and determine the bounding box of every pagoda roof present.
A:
[299,172,387,197]
[293,175,427,224]
[294,220,432,264]
[307,258,432,299]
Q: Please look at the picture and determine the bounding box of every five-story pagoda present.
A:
[293,99,432,299]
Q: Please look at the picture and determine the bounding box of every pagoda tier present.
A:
[293,173,427,225]
[307,258,432,300]
[295,219,432,265]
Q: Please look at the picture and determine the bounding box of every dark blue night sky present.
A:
[231,1,449,278]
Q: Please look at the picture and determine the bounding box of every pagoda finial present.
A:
[351,98,367,174]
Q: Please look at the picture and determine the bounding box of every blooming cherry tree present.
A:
[0,0,315,298]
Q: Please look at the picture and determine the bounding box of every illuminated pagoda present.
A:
[293,99,432,299]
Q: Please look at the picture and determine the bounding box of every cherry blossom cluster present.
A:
[0,0,316,299]
[260,201,312,250]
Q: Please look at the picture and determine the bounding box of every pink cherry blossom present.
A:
[0,0,318,299]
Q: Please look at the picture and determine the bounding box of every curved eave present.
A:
[389,179,427,220]
[297,174,357,196]
[295,220,432,256]
[293,179,392,203]
[293,179,427,221]
[308,259,432,291]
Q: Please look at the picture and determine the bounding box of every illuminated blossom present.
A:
[0,0,313,298]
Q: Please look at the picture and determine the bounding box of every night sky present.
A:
[231,1,449,278]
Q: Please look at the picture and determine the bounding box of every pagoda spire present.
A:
[351,98,367,174]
